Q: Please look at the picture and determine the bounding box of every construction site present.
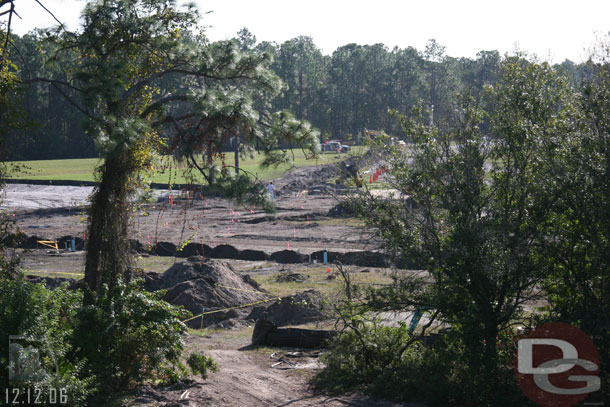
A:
[2,155,414,407]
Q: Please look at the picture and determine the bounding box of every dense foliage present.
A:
[75,279,191,391]
[319,52,610,405]
[0,277,95,406]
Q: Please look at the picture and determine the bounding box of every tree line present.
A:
[3,27,587,161]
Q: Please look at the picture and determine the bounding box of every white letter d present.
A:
[518,339,578,375]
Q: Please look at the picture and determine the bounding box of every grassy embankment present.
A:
[7,149,355,184]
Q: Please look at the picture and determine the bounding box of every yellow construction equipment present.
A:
[37,240,59,251]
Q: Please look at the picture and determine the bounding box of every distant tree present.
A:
[389,46,425,118]
[5,33,94,160]
[460,50,501,99]
[273,36,329,131]
[554,58,581,89]
[1,0,96,160]
[422,39,463,126]
[236,27,257,51]
[328,43,394,139]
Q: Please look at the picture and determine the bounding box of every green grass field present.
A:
[7,149,355,184]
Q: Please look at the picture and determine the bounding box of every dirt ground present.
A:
[5,185,373,255]
[126,329,414,407]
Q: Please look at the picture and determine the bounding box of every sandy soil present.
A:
[1,184,94,210]
[129,330,413,407]
[7,185,374,255]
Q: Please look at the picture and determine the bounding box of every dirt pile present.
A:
[275,272,309,283]
[327,200,356,218]
[269,249,307,264]
[144,257,270,327]
[275,164,339,196]
[247,289,329,326]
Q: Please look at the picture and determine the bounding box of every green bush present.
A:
[210,173,276,213]
[316,322,529,406]
[316,323,441,403]
[186,352,219,380]
[431,329,528,406]
[74,279,191,393]
[0,276,95,406]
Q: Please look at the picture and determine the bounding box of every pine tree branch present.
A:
[0,0,14,72]
[187,152,211,184]
[151,112,197,128]
[49,82,90,117]
[121,68,259,109]
[27,77,83,93]
[23,77,90,116]
[33,0,66,32]
[140,94,188,118]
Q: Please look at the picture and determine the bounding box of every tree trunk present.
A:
[483,322,500,389]
[234,134,239,176]
[204,151,215,185]
[84,151,134,298]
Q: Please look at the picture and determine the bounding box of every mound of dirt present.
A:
[209,244,239,259]
[247,289,329,326]
[275,272,309,283]
[178,242,212,258]
[327,201,356,218]
[145,257,270,327]
[237,249,268,261]
[275,164,339,196]
[340,251,388,267]
[269,250,306,264]
[152,241,177,256]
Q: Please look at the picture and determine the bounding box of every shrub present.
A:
[316,322,445,403]
[0,276,95,406]
[74,279,191,393]
[186,352,218,380]
[317,323,529,406]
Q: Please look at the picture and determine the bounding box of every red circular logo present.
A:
[514,322,600,407]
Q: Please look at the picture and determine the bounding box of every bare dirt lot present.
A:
[6,183,372,255]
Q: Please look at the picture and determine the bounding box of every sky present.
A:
[8,0,610,63]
